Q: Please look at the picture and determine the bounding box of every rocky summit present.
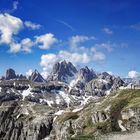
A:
[48,61,78,83]
[6,68,17,80]
[29,69,46,83]
[0,61,140,140]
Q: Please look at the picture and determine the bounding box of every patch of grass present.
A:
[109,89,140,131]
[126,97,140,108]
[68,135,96,140]
[95,120,112,134]
[82,116,95,135]
[58,112,79,123]
[32,104,52,114]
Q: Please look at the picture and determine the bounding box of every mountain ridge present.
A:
[0,60,140,140]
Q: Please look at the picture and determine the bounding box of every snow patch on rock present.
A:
[118,120,126,131]
[72,107,83,112]
[22,85,33,100]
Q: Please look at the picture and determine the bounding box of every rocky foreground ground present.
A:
[0,88,140,140]
[0,61,139,140]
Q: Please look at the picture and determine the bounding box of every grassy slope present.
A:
[66,89,140,139]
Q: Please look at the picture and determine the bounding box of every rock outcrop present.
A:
[0,101,53,140]
[6,68,17,80]
[78,66,97,83]
[48,61,78,83]
[29,70,46,83]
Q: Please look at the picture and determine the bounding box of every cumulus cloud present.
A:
[102,27,113,35]
[59,50,90,64]
[40,52,90,77]
[0,13,45,53]
[39,34,107,77]
[128,70,140,79]
[69,35,95,48]
[40,54,58,77]
[24,21,41,30]
[26,69,33,77]
[35,33,58,49]
[20,38,34,52]
[0,14,57,52]
[40,54,58,68]
[9,42,21,53]
[9,38,34,53]
[0,13,23,44]
[40,47,105,77]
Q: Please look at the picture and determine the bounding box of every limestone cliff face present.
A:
[0,101,53,140]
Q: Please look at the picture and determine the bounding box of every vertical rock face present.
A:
[29,70,46,83]
[6,68,17,80]
[0,101,54,140]
[85,72,125,96]
[78,66,97,83]
[48,60,78,83]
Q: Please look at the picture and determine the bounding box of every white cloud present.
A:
[0,13,58,53]
[12,1,19,11]
[20,38,34,52]
[9,38,34,53]
[35,33,58,49]
[24,21,41,30]
[69,35,95,48]
[40,51,91,77]
[40,47,105,77]
[102,27,113,35]
[128,70,140,79]
[40,54,58,77]
[0,13,23,44]
[58,50,90,64]
[9,42,21,53]
[26,69,33,77]
[91,48,106,61]
[39,34,107,77]
[40,54,58,68]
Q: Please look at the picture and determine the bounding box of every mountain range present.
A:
[0,61,140,140]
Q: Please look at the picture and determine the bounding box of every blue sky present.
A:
[0,0,140,78]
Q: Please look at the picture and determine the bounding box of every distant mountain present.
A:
[123,77,140,85]
[78,66,97,83]
[5,68,17,80]
[3,68,26,80]
[29,70,46,83]
[48,60,78,83]
[0,61,130,140]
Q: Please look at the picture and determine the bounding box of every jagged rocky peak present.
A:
[78,66,97,82]
[98,72,111,79]
[29,69,46,83]
[5,68,17,80]
[48,60,78,82]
